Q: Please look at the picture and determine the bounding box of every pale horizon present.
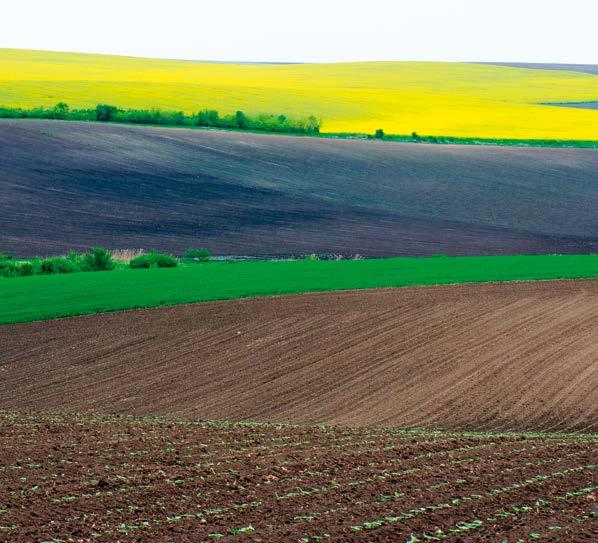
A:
[2,0,598,65]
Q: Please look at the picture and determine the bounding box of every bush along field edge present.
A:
[0,248,218,278]
[1,103,597,147]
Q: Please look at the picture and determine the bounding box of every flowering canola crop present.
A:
[1,48,597,139]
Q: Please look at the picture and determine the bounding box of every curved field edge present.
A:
[1,254,597,325]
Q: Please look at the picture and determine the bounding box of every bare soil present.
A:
[1,279,596,432]
[1,119,597,257]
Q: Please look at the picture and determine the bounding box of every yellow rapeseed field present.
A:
[1,48,597,139]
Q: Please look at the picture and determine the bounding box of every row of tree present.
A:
[0,103,321,134]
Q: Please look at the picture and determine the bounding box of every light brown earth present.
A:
[1,279,597,432]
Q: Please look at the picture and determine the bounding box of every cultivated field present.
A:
[2,120,597,258]
[0,410,595,542]
[2,48,597,543]
[2,254,598,325]
[2,280,596,432]
[2,48,598,139]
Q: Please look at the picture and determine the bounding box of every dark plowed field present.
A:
[479,62,598,75]
[0,410,595,542]
[2,280,596,432]
[1,119,597,257]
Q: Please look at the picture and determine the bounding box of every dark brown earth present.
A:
[1,279,596,432]
[1,119,597,258]
[0,410,595,542]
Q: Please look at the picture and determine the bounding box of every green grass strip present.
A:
[0,254,597,325]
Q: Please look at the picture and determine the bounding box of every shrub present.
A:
[184,247,211,261]
[374,128,385,139]
[194,109,220,127]
[39,257,79,274]
[0,104,321,134]
[235,110,248,129]
[0,259,17,277]
[51,102,70,119]
[96,104,119,122]
[17,262,35,276]
[82,247,115,271]
[129,251,178,269]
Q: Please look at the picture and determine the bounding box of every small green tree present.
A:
[374,128,385,139]
[53,102,70,119]
[305,115,320,133]
[195,109,220,127]
[235,110,248,129]
[96,104,119,122]
[184,247,211,261]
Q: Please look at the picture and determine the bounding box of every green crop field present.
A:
[0,254,596,325]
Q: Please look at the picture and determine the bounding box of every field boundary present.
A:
[1,252,597,325]
[2,116,597,148]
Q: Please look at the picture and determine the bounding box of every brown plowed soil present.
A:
[0,410,595,542]
[1,279,597,432]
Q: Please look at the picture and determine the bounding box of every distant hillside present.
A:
[2,48,598,139]
[479,62,598,75]
[1,120,596,257]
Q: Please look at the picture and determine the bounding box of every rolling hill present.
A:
[1,279,596,432]
[2,48,598,139]
[1,119,597,258]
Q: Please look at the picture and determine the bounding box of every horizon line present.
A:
[2,47,597,67]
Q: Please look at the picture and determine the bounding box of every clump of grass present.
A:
[81,247,115,271]
[129,251,178,269]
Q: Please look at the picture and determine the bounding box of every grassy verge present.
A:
[361,133,598,148]
[1,254,596,325]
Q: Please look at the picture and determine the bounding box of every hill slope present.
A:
[2,48,598,139]
[1,120,597,257]
[1,279,596,432]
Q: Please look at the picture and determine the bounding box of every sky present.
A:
[2,0,597,64]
